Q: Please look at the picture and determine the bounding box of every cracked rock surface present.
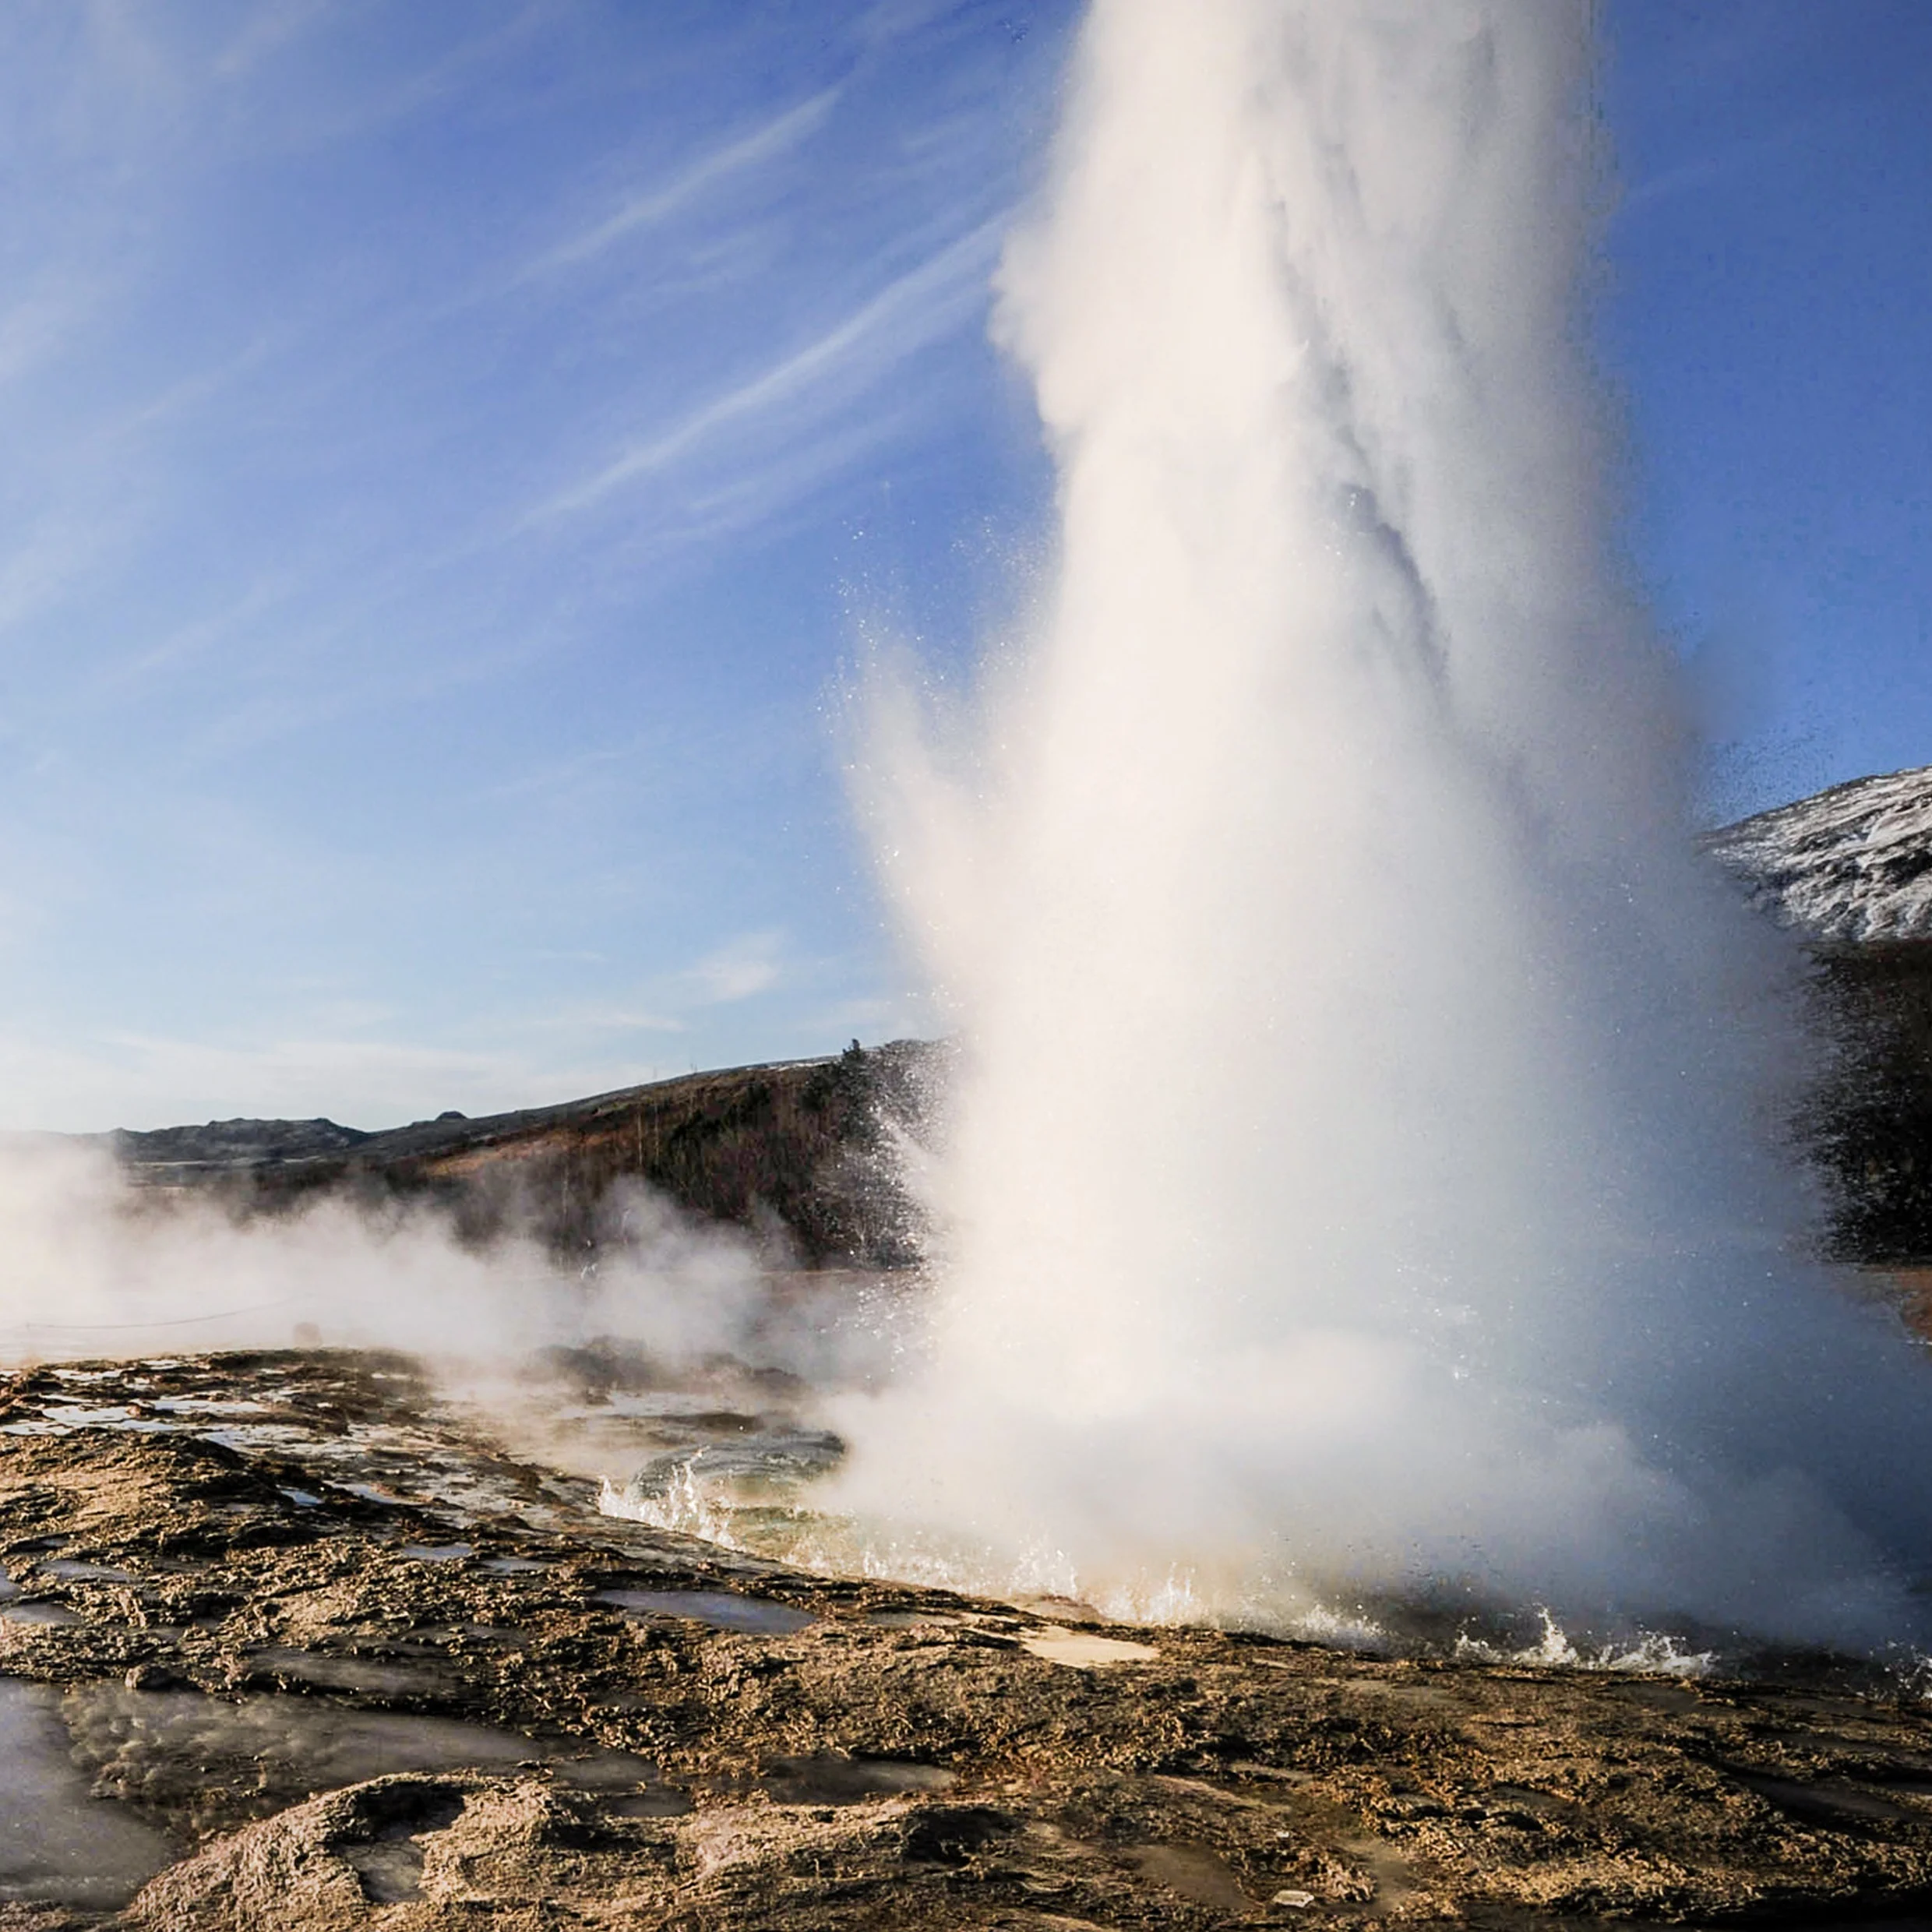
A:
[2,1349,1931,1929]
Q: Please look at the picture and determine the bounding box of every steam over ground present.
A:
[842,0,1932,1652]
[0,1135,851,1384]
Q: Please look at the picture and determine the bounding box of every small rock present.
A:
[1271,1890,1316,1909]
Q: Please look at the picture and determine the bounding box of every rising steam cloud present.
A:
[0,1134,781,1376]
[842,0,1932,1652]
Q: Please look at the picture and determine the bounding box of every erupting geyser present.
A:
[844,0,1932,1652]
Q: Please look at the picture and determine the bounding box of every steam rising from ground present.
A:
[843,0,1932,1651]
[0,1135,827,1380]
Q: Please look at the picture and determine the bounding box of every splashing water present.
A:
[840,0,1932,1654]
[1452,1611,1714,1680]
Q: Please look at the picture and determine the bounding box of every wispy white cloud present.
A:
[499,933,793,1051]
[531,1002,684,1035]
[531,215,1003,524]
[0,510,118,643]
[228,4,568,157]
[809,991,933,1042]
[0,929,802,1129]
[536,87,842,275]
[83,573,304,699]
[0,280,94,390]
[211,0,337,83]
[620,393,929,569]
[474,739,642,806]
[0,1026,625,1133]
[685,931,786,1005]
[1621,119,1824,215]
[855,0,967,51]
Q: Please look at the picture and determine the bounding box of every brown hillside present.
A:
[111,1040,942,1271]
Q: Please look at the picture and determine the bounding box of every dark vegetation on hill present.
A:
[1707,763,1932,1265]
[1807,940,1932,1264]
[106,1039,943,1271]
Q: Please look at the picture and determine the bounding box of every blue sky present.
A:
[0,0,1923,1131]
[1605,0,1932,818]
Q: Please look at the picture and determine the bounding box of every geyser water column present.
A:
[846,0,1932,1648]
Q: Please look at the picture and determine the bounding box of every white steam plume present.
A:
[0,1136,787,1376]
[842,0,1932,1651]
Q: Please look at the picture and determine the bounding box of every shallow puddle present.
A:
[546,1748,663,1791]
[0,1678,177,1907]
[596,1587,816,1634]
[247,1646,450,1698]
[601,1426,847,1533]
[1606,1678,1703,1715]
[1130,1842,1254,1913]
[1733,1770,1913,1827]
[336,1782,469,1905]
[38,1405,175,1433]
[345,1837,431,1904]
[336,1479,414,1507]
[637,1427,842,1482]
[1,1601,82,1627]
[150,1396,270,1416]
[762,1754,955,1805]
[65,1683,545,1834]
[608,1788,696,1817]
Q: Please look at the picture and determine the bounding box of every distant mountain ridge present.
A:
[1708,763,1932,943]
[106,1116,373,1172]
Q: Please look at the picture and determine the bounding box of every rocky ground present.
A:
[2,1347,1932,1930]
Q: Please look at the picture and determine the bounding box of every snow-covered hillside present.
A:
[1710,763,1932,943]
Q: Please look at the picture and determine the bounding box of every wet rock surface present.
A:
[1,1351,1932,1927]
